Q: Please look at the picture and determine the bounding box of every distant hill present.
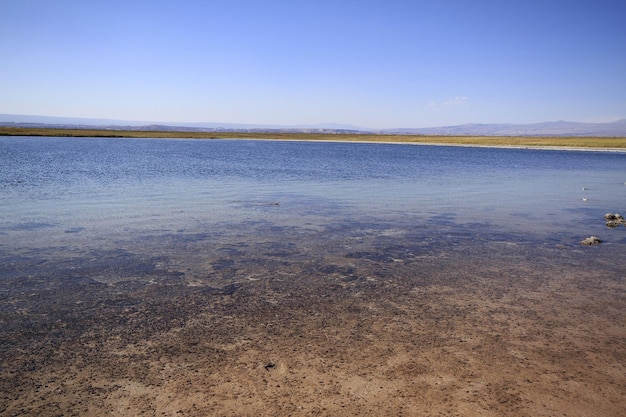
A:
[1,114,625,136]
[382,119,626,137]
[0,114,363,133]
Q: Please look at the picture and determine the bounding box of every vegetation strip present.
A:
[1,126,625,149]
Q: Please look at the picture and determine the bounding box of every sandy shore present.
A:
[257,137,626,153]
[1,218,624,416]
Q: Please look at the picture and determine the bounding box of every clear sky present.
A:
[1,0,625,129]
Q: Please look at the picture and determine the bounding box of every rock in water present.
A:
[604,213,624,227]
[580,236,602,245]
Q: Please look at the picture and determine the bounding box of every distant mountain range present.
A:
[386,119,626,137]
[0,114,364,133]
[1,114,625,137]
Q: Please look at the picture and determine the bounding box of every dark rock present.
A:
[604,213,624,227]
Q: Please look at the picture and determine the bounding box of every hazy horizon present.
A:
[2,112,626,133]
[2,1,625,129]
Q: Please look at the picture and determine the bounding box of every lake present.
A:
[1,136,625,416]
[2,136,625,249]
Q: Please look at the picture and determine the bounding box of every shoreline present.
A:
[1,127,626,152]
[245,137,626,153]
[7,135,626,154]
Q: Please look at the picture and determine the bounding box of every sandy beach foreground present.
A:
[1,217,624,417]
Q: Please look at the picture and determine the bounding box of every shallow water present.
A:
[1,137,625,416]
[1,136,625,289]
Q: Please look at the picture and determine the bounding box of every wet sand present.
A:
[1,219,625,416]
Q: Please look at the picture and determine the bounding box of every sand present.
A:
[1,221,624,416]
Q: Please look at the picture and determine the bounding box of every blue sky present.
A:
[1,0,625,129]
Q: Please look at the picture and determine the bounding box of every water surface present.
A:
[1,136,625,250]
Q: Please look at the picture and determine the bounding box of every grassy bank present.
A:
[2,126,626,149]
